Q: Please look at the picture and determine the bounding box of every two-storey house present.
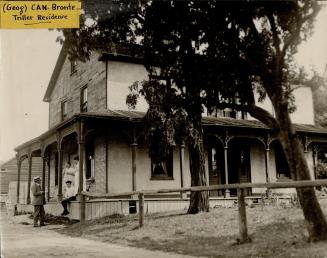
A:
[13,45,327,220]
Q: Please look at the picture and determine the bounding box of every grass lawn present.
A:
[58,198,327,258]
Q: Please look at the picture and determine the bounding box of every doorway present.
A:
[228,139,252,196]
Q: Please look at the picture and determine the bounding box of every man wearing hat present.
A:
[61,180,76,216]
[31,176,45,227]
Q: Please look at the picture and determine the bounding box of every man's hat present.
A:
[33,176,40,181]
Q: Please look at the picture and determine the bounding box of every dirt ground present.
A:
[58,198,327,258]
[0,208,198,258]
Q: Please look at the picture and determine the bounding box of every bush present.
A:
[316,162,327,179]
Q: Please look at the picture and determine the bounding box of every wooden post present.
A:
[78,120,86,222]
[179,142,187,199]
[312,145,318,180]
[131,128,137,191]
[26,154,32,204]
[16,155,21,204]
[264,148,271,197]
[265,148,270,183]
[138,192,144,228]
[57,149,63,201]
[224,147,230,197]
[42,156,46,203]
[237,188,250,243]
[105,133,109,193]
[47,155,51,202]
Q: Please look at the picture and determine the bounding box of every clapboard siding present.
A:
[0,157,44,194]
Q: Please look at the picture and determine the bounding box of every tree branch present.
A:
[281,4,320,59]
[267,13,281,57]
[244,103,280,130]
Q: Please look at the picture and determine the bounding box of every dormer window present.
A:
[80,86,88,112]
[61,101,68,121]
[70,60,77,74]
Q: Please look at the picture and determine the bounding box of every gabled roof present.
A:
[43,46,68,102]
[43,43,144,102]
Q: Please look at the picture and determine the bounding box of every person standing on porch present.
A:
[31,176,45,227]
[72,156,86,196]
[63,161,74,184]
[61,180,76,216]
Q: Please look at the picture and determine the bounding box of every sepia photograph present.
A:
[1,1,327,257]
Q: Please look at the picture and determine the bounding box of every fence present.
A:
[82,179,327,243]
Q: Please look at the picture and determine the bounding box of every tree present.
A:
[61,0,327,240]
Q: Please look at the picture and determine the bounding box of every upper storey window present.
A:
[61,101,68,121]
[208,108,247,120]
[80,86,88,112]
[70,60,77,75]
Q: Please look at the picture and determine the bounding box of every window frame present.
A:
[70,60,77,75]
[61,100,68,121]
[80,86,88,113]
[150,148,174,180]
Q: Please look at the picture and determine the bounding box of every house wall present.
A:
[0,157,43,194]
[94,134,107,193]
[49,52,107,127]
[106,60,148,111]
[106,127,191,193]
[250,141,278,194]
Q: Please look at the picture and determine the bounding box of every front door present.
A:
[228,140,251,196]
[208,146,225,196]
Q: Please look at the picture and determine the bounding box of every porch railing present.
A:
[82,179,327,243]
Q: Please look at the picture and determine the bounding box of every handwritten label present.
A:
[0,1,81,28]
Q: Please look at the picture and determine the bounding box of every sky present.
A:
[0,29,61,162]
[0,5,327,163]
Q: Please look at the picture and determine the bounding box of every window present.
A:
[80,87,88,112]
[61,101,68,121]
[86,141,94,179]
[208,107,247,119]
[151,149,174,179]
[70,60,77,74]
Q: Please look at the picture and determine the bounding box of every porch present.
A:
[13,111,327,221]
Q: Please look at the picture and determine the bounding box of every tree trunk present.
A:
[187,115,209,214]
[275,104,327,242]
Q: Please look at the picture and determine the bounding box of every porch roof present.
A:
[14,110,327,152]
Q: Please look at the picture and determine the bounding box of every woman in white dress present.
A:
[72,157,86,196]
[63,162,74,184]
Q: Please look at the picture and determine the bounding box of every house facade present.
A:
[13,45,327,220]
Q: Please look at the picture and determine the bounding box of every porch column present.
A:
[224,146,230,197]
[26,155,32,204]
[78,120,86,222]
[26,153,33,204]
[57,149,63,201]
[42,155,46,203]
[16,155,22,204]
[179,141,186,198]
[47,154,51,202]
[264,147,270,183]
[131,128,137,192]
[312,145,318,180]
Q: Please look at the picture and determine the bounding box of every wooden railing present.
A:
[82,179,327,243]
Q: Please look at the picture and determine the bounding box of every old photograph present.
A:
[1,1,327,257]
